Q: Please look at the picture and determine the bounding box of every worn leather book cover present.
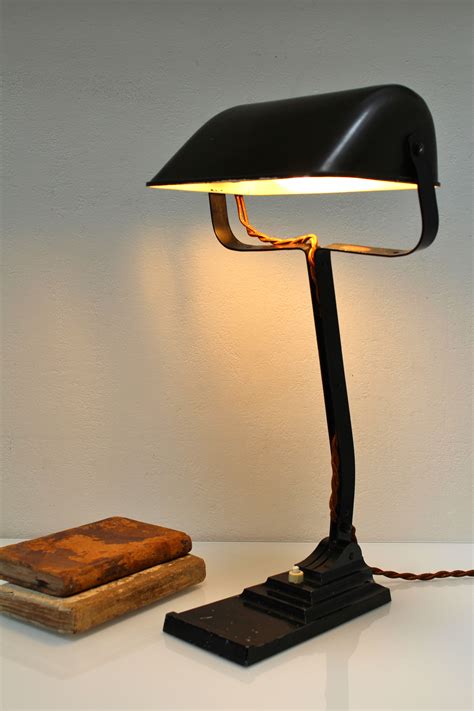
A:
[0,517,192,597]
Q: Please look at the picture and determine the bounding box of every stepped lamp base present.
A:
[163,539,391,666]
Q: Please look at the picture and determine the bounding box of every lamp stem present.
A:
[308,249,355,543]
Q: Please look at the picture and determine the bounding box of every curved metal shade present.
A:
[147,84,438,195]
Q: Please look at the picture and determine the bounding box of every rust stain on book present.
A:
[0,517,192,597]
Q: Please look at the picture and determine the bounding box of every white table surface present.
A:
[0,541,472,711]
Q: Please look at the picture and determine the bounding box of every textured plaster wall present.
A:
[1,0,472,541]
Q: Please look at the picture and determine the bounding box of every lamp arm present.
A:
[325,135,439,256]
[209,136,438,259]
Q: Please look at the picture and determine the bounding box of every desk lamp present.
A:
[147,85,439,666]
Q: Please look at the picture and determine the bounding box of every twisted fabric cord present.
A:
[370,568,473,581]
[235,195,318,281]
[235,194,474,583]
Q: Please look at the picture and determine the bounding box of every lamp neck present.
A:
[308,249,355,543]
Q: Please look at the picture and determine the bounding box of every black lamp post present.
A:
[147,85,439,666]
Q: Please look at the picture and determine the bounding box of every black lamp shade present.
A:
[147,84,438,194]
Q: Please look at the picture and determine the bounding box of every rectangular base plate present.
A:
[164,579,390,666]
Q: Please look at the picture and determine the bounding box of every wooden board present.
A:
[0,554,205,634]
[0,517,192,596]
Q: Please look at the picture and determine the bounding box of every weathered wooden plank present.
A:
[0,517,192,596]
[0,554,205,634]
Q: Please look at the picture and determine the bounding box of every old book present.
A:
[0,554,205,634]
[0,517,192,596]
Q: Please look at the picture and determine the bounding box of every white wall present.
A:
[2,0,472,542]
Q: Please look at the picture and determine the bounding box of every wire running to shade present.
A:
[234,195,318,281]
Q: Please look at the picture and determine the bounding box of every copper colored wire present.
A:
[235,195,318,281]
[234,194,473,583]
[370,568,473,581]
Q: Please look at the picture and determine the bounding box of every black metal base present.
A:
[163,540,391,666]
